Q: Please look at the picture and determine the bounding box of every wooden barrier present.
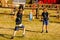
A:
[25,4,60,10]
[0,4,60,16]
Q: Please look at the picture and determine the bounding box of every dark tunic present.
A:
[42,12,48,21]
[16,11,22,25]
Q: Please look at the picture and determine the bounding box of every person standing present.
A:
[41,8,49,33]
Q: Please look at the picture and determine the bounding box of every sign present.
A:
[13,0,26,7]
[13,0,26,4]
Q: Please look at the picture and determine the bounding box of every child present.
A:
[11,5,25,39]
[41,8,49,33]
[29,12,33,21]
